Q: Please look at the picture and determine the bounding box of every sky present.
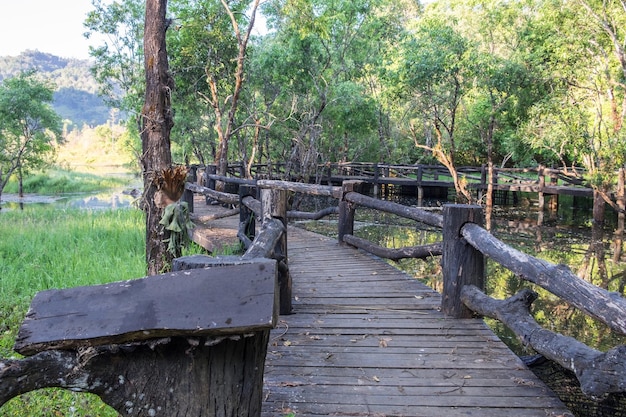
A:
[0,0,101,59]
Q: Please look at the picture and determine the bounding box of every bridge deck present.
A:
[191,199,573,417]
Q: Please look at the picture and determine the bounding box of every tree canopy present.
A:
[0,71,62,201]
[84,0,626,198]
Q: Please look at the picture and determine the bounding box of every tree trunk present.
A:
[140,0,174,275]
[17,162,23,198]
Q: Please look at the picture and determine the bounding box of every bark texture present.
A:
[1,334,270,416]
[461,222,626,334]
[461,286,626,399]
[141,0,174,275]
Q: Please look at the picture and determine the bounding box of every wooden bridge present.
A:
[3,171,624,416]
[192,198,574,417]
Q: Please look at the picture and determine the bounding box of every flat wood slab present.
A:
[15,258,277,356]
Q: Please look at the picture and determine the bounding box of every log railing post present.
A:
[537,166,545,226]
[441,204,485,318]
[338,181,362,244]
[239,185,257,247]
[261,187,292,314]
[182,165,196,213]
[417,166,424,206]
[373,163,380,197]
[205,164,217,205]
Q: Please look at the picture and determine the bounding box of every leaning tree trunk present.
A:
[140,0,174,275]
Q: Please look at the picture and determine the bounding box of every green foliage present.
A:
[84,0,145,115]
[0,71,63,196]
[81,0,626,182]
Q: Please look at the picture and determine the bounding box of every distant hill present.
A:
[0,50,110,128]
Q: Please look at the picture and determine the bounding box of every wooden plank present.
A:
[15,259,277,355]
[187,206,572,416]
[260,226,573,416]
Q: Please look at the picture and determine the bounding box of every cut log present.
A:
[342,234,442,261]
[185,182,239,205]
[345,191,444,228]
[288,206,339,220]
[461,285,626,399]
[15,260,277,355]
[256,179,343,198]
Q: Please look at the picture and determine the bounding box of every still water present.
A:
[0,189,139,210]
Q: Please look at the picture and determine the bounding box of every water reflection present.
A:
[0,189,140,210]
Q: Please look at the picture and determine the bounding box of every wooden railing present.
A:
[207,161,617,198]
[187,169,626,400]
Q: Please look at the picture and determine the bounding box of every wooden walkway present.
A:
[191,200,573,417]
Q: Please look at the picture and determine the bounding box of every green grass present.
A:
[0,207,146,416]
[0,203,219,415]
[3,168,134,195]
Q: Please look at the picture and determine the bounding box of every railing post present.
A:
[338,181,361,244]
[441,204,485,318]
[417,166,424,206]
[618,167,625,235]
[205,164,217,205]
[537,165,545,226]
[261,187,292,315]
[373,163,380,197]
[182,165,197,213]
[239,185,257,246]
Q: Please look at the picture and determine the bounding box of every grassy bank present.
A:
[0,207,145,416]
[3,168,135,195]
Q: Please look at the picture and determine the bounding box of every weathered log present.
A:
[256,179,342,198]
[185,182,239,205]
[15,261,277,355]
[342,234,442,261]
[288,206,339,220]
[206,173,256,185]
[239,187,257,246]
[1,334,270,416]
[338,181,361,244]
[461,285,626,399]
[344,191,444,228]
[260,188,292,314]
[193,207,239,221]
[461,222,626,335]
[441,205,485,318]
[242,195,262,219]
[242,218,285,260]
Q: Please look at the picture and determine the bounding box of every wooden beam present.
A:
[15,260,278,355]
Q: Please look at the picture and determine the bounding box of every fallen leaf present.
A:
[379,337,392,348]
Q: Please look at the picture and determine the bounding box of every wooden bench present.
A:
[2,257,278,417]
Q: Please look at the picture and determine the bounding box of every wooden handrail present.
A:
[460,222,626,335]
[186,169,626,398]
